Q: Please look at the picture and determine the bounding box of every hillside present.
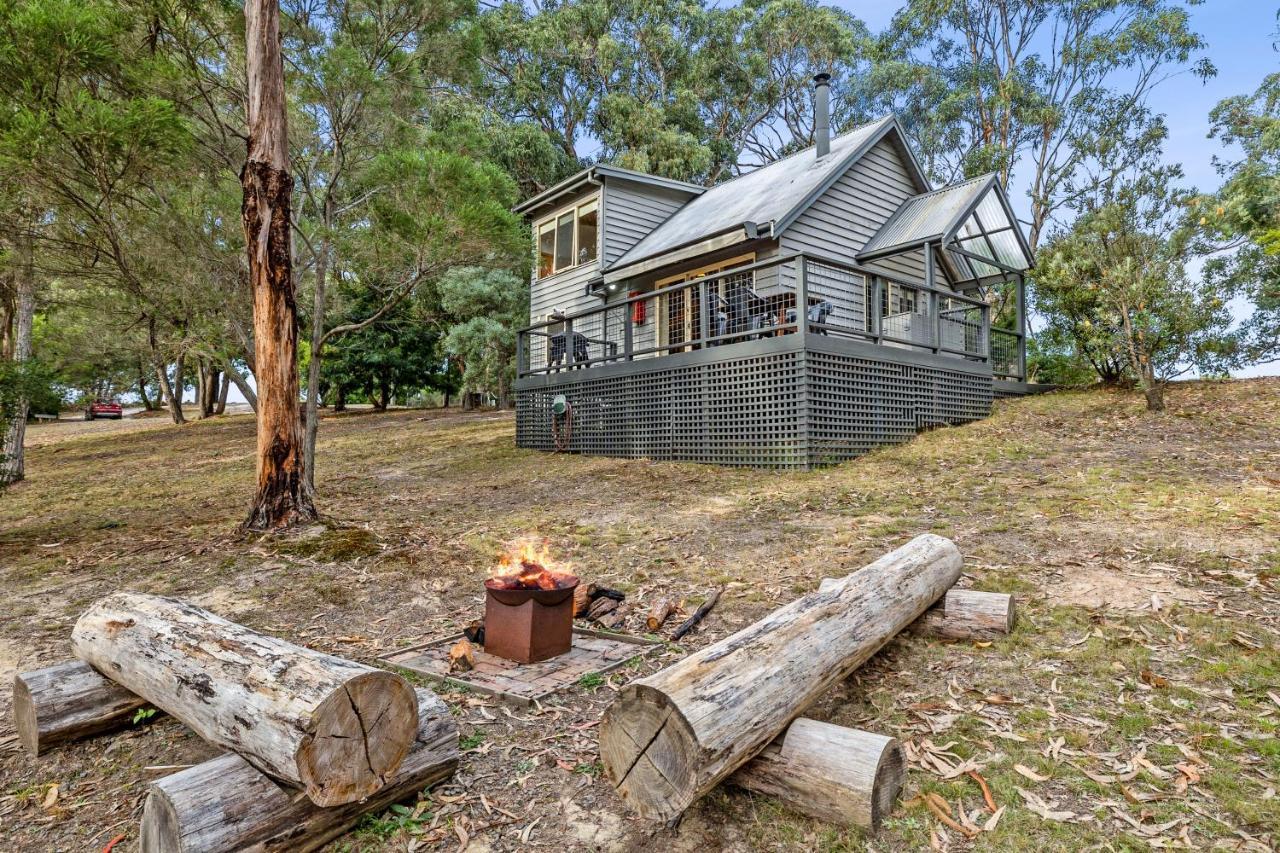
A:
[1,380,1277,851]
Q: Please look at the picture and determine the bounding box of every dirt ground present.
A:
[1,380,1277,851]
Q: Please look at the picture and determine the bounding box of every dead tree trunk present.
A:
[13,660,152,757]
[71,593,418,806]
[241,0,316,530]
[730,719,904,830]
[141,688,457,853]
[599,534,962,820]
[0,228,34,486]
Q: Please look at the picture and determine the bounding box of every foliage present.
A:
[437,267,527,404]
[876,0,1215,248]
[1196,47,1280,367]
[1034,170,1234,410]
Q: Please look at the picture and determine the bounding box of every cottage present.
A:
[514,75,1034,469]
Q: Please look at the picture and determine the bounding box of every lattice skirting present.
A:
[516,341,992,469]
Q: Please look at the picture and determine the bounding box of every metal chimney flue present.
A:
[813,72,831,159]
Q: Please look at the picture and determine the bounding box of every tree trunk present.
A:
[729,720,904,830]
[599,534,962,821]
[0,229,33,486]
[333,384,346,412]
[195,360,208,418]
[221,357,257,413]
[71,592,419,807]
[140,688,457,853]
[156,360,185,425]
[215,371,230,414]
[241,0,316,530]
[136,359,155,410]
[13,660,153,757]
[1141,365,1165,412]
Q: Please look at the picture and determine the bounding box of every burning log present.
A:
[645,598,676,632]
[71,593,420,807]
[599,534,962,821]
[13,660,154,757]
[730,719,904,830]
[140,689,458,853]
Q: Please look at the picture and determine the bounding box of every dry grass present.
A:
[1,380,1277,851]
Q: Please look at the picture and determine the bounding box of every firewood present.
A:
[587,596,618,621]
[597,605,627,630]
[71,592,419,807]
[141,689,458,853]
[599,534,962,821]
[592,586,626,603]
[670,587,722,640]
[572,582,598,617]
[819,582,1015,641]
[13,660,154,757]
[463,620,485,645]
[731,719,904,830]
[449,639,475,672]
[645,598,676,632]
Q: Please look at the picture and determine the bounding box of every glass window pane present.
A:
[576,203,598,264]
[555,212,574,271]
[538,223,555,278]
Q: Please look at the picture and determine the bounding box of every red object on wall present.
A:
[630,291,646,325]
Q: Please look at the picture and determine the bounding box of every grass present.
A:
[1,381,1277,851]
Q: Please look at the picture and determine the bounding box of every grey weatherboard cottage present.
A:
[514,76,1035,469]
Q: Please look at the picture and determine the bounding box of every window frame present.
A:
[533,195,601,279]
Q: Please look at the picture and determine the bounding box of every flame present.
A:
[489,538,578,591]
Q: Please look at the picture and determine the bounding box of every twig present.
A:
[671,587,723,641]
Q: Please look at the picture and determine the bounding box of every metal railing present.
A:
[517,253,994,378]
[990,327,1025,381]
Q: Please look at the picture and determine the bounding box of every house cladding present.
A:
[513,113,1032,469]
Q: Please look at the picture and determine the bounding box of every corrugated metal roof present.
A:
[609,116,896,271]
[858,174,993,259]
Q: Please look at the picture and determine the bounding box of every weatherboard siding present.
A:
[603,181,693,267]
[529,261,599,325]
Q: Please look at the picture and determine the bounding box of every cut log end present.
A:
[140,789,180,853]
[869,736,906,828]
[295,671,419,807]
[600,684,700,821]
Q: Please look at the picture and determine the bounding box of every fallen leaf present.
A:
[41,784,58,810]
[1139,669,1168,689]
[1017,787,1075,821]
[982,805,1006,832]
[1014,764,1050,782]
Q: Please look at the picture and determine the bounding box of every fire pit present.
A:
[484,541,578,664]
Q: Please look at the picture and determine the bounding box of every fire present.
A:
[489,538,578,591]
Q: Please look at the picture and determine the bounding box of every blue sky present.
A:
[836,1,1279,376]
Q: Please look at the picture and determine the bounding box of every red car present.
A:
[84,400,123,420]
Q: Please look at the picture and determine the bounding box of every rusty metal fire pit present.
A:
[483,577,578,664]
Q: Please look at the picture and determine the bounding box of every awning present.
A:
[857,174,1034,287]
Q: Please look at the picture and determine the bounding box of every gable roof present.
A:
[858,172,1034,285]
[513,164,704,220]
[608,115,918,274]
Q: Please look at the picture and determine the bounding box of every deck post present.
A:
[564,317,574,369]
[516,329,526,378]
[870,277,882,343]
[925,244,939,353]
[698,279,710,348]
[1015,274,1027,381]
[623,298,634,362]
[795,255,809,342]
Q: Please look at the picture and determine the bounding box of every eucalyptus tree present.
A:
[877,0,1215,250]
[1035,169,1233,411]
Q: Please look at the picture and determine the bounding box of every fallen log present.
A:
[645,598,676,632]
[141,688,458,853]
[730,719,904,830]
[13,660,153,757]
[818,581,1014,641]
[599,534,961,820]
[71,592,419,807]
[670,587,721,641]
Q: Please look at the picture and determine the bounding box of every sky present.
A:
[834,0,1278,377]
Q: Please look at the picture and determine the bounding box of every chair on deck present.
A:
[549,331,590,368]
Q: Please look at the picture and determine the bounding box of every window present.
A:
[576,202,598,264]
[534,197,600,278]
[538,222,555,278]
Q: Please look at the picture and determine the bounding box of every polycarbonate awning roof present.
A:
[857,173,1034,285]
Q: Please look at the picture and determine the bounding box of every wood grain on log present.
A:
[71,593,418,807]
[600,534,961,820]
[730,719,904,830]
[13,660,152,756]
[645,598,675,632]
[141,689,458,853]
[818,582,1015,641]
